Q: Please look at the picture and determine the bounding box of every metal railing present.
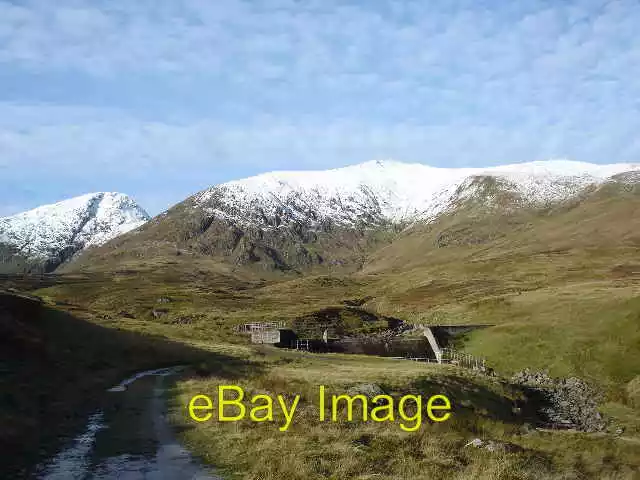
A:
[441,347,486,370]
[294,339,311,350]
[234,321,286,333]
[390,356,435,362]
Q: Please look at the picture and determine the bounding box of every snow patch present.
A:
[0,192,150,263]
[194,159,638,228]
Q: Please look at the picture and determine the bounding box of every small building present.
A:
[251,328,297,347]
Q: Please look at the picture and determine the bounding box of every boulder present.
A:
[347,383,386,400]
[626,376,640,409]
[511,370,605,432]
[464,438,524,453]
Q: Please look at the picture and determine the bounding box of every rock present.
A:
[172,316,193,325]
[484,440,524,453]
[485,367,497,377]
[342,297,374,307]
[511,370,606,432]
[626,376,640,409]
[352,434,372,448]
[464,438,485,448]
[156,297,172,304]
[519,423,535,434]
[464,438,524,453]
[151,308,168,319]
[347,383,386,400]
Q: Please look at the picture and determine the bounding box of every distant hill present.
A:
[0,192,149,273]
[65,159,638,274]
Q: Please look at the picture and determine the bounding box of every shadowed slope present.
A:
[0,292,260,478]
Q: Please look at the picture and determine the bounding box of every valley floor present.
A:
[2,259,639,479]
[170,347,640,480]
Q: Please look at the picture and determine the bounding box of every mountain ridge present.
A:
[192,159,639,228]
[0,192,150,273]
[63,159,638,274]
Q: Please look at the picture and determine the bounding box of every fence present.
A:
[390,356,436,363]
[294,339,311,351]
[441,347,486,370]
[235,321,286,333]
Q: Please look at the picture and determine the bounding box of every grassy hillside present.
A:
[8,277,640,479]
[0,290,258,478]
[63,196,399,275]
[346,184,640,393]
[37,185,639,394]
[170,348,640,480]
[9,180,638,478]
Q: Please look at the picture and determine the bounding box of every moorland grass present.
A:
[12,186,638,478]
[170,347,640,480]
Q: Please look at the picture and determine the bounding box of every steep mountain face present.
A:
[67,160,638,275]
[0,193,150,273]
[193,159,638,225]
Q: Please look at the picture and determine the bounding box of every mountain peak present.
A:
[192,159,638,229]
[0,192,150,272]
[60,158,638,274]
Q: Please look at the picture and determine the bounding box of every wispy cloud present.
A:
[0,0,639,214]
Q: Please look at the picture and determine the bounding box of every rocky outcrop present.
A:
[511,369,605,432]
[63,160,640,274]
[626,376,640,409]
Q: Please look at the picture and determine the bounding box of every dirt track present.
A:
[37,367,220,480]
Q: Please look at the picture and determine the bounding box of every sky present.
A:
[1,0,639,216]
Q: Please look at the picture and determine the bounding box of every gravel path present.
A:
[37,367,220,480]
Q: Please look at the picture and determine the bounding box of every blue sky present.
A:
[1,0,639,215]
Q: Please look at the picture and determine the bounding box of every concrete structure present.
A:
[419,324,491,365]
[235,321,286,334]
[250,328,297,347]
[422,326,443,363]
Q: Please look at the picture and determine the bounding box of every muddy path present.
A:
[36,367,220,479]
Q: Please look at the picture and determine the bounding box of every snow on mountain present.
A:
[194,159,639,228]
[0,192,150,263]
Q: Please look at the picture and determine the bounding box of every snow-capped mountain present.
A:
[193,159,639,228]
[63,159,638,274]
[0,192,149,271]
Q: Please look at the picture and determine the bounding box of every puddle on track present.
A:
[37,367,220,480]
[35,412,106,480]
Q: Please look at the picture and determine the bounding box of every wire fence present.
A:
[234,321,287,333]
[441,347,487,371]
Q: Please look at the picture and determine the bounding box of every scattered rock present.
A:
[352,434,372,448]
[465,438,485,448]
[626,376,640,409]
[172,316,193,325]
[118,310,135,319]
[151,308,168,319]
[342,297,374,307]
[511,369,605,432]
[464,438,524,453]
[485,367,498,377]
[484,440,524,453]
[156,297,172,304]
[519,423,535,435]
[347,383,386,401]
